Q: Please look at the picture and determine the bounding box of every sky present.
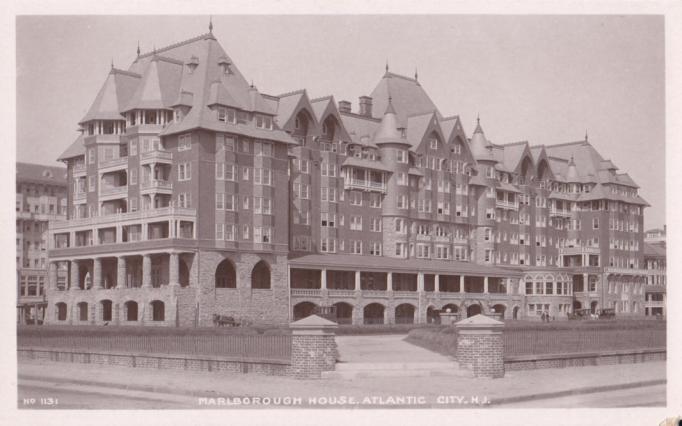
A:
[15,15,665,230]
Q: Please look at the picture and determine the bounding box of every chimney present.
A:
[359,96,373,117]
[338,100,351,113]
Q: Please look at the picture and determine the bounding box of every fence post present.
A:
[289,315,338,379]
[455,314,505,378]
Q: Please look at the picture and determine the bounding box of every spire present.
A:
[209,16,213,33]
[136,41,141,57]
[474,114,484,134]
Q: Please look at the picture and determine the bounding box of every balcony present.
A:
[328,289,356,297]
[99,185,128,201]
[141,180,173,194]
[495,200,519,210]
[549,208,572,218]
[140,150,173,165]
[98,157,128,173]
[73,191,86,202]
[290,289,322,297]
[344,178,387,193]
[50,206,197,231]
[559,246,600,256]
[72,163,86,176]
[604,267,648,276]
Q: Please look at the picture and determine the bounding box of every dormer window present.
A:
[255,114,273,130]
[218,57,232,75]
[322,123,328,135]
[186,56,199,74]
[430,138,438,150]
[295,117,301,129]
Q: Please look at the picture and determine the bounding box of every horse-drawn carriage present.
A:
[212,314,239,327]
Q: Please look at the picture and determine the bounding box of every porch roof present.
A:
[288,254,522,278]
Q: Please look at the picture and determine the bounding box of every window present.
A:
[429,138,438,150]
[253,168,272,186]
[215,162,224,180]
[178,193,191,208]
[130,140,138,156]
[417,244,430,259]
[397,194,407,209]
[88,176,96,192]
[130,168,137,185]
[320,238,336,253]
[545,282,553,295]
[254,141,273,156]
[178,163,192,181]
[215,223,224,240]
[369,242,382,256]
[395,218,407,234]
[321,187,337,202]
[397,172,408,186]
[294,183,309,199]
[253,197,271,214]
[350,191,362,206]
[369,193,382,208]
[350,215,362,231]
[396,149,408,163]
[435,246,449,260]
[178,134,191,151]
[593,218,599,229]
[225,224,235,241]
[253,227,272,243]
[242,166,250,181]
[350,240,362,255]
[369,217,382,232]
[88,148,95,164]
[216,193,224,210]
[299,159,309,174]
[255,115,273,130]
[395,242,406,257]
[242,196,250,210]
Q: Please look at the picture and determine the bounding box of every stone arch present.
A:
[124,300,139,321]
[441,303,459,313]
[333,302,353,324]
[293,301,318,321]
[215,258,237,288]
[251,260,271,289]
[55,302,67,321]
[512,305,520,320]
[491,303,507,317]
[294,109,315,137]
[590,300,599,314]
[179,257,190,287]
[76,302,88,321]
[466,302,482,317]
[322,114,339,140]
[150,300,165,321]
[363,302,385,325]
[99,299,113,322]
[520,155,534,180]
[426,305,440,324]
[394,303,416,324]
[537,158,551,180]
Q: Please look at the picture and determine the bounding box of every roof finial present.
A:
[136,41,140,57]
[111,58,114,69]
[385,60,389,73]
[414,67,418,81]
[209,16,213,33]
[585,129,589,142]
[250,79,254,88]
[477,113,480,125]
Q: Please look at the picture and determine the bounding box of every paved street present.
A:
[496,384,665,408]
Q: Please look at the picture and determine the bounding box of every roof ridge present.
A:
[310,95,333,103]
[498,140,529,147]
[440,115,460,121]
[152,54,185,66]
[137,33,214,59]
[111,68,142,78]
[545,140,588,148]
[406,110,437,119]
[385,71,418,83]
[547,155,569,163]
[261,93,279,101]
[339,111,381,122]
[277,89,306,98]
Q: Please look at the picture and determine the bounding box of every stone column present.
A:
[169,253,179,286]
[289,315,338,379]
[583,273,590,308]
[117,256,126,288]
[417,272,424,292]
[320,269,327,290]
[142,254,152,288]
[434,274,440,293]
[48,262,58,291]
[116,225,123,243]
[93,258,103,289]
[354,270,360,291]
[459,275,465,293]
[484,276,489,294]
[455,315,505,378]
[386,272,393,292]
[70,260,80,290]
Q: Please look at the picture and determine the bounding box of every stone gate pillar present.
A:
[455,314,505,378]
[289,314,338,379]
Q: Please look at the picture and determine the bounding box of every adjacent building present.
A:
[643,227,666,317]
[17,162,68,323]
[45,25,654,326]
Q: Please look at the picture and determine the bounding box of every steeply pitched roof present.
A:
[16,162,67,185]
[122,56,183,111]
[57,134,86,161]
[369,72,441,126]
[79,68,140,123]
[340,112,380,145]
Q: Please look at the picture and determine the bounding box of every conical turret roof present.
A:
[373,97,406,144]
[469,117,494,161]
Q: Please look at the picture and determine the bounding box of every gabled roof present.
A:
[369,71,441,126]
[122,56,183,112]
[16,162,67,186]
[273,90,318,132]
[79,68,140,124]
[340,112,380,145]
[311,96,352,142]
[406,112,443,150]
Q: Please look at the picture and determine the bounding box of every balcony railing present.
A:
[290,289,321,297]
[50,206,197,230]
[558,246,600,255]
[99,185,128,197]
[495,200,519,210]
[549,208,572,218]
[141,180,173,191]
[328,289,356,297]
[73,191,86,202]
[98,157,128,169]
[140,150,173,163]
[604,267,648,276]
[72,163,86,174]
[344,179,386,193]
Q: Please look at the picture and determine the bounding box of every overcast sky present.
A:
[15,15,665,230]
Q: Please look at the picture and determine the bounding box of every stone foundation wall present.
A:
[505,348,666,371]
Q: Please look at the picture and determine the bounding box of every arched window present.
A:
[100,300,113,322]
[293,302,317,321]
[150,300,165,321]
[251,260,271,289]
[395,304,416,324]
[215,259,236,288]
[55,302,67,321]
[124,301,138,321]
[77,302,88,321]
[363,303,385,325]
[179,258,190,287]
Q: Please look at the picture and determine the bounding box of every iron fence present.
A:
[18,331,292,361]
[503,327,666,357]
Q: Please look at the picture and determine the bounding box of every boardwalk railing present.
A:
[18,332,292,362]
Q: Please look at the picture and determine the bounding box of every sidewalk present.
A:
[18,357,666,408]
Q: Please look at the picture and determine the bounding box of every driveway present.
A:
[335,334,454,363]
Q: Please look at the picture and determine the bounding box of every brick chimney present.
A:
[359,96,373,117]
[338,100,351,114]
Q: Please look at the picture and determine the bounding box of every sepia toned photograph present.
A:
[9,9,678,424]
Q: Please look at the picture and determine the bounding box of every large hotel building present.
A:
[45,26,653,326]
